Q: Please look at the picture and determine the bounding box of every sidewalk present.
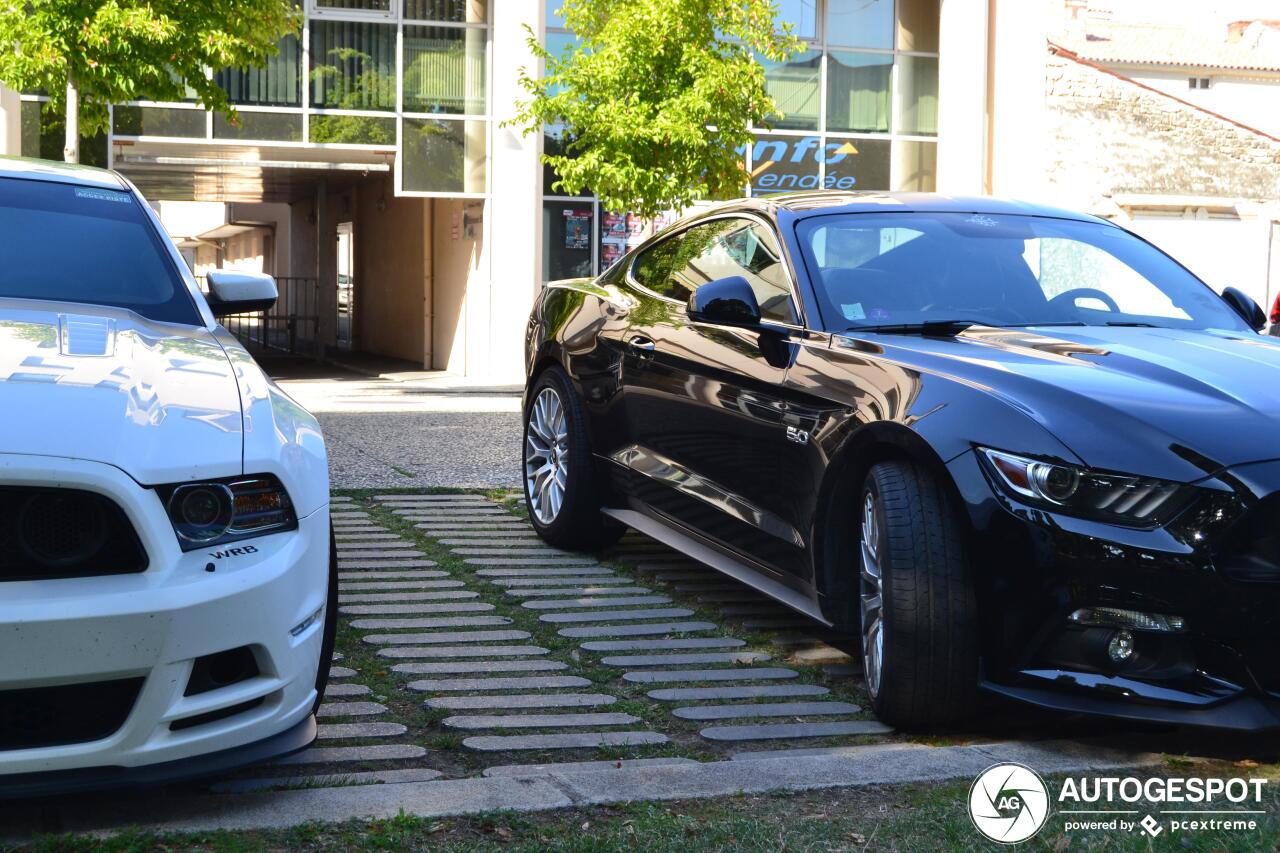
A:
[322,352,523,396]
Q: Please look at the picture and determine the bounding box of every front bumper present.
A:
[949,449,1280,730]
[0,454,329,785]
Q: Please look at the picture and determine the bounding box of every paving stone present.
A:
[330,495,354,502]
[790,647,854,665]
[339,550,425,560]
[509,586,653,598]
[443,712,641,730]
[339,570,449,581]
[339,591,479,604]
[730,743,918,761]
[328,666,357,678]
[363,630,531,646]
[375,494,490,502]
[273,745,426,766]
[339,559,438,570]
[425,694,617,711]
[557,621,718,638]
[335,533,402,541]
[325,683,373,697]
[602,651,771,667]
[581,637,746,652]
[340,580,466,591]
[647,684,830,701]
[454,548,580,557]
[330,525,385,533]
[378,645,549,659]
[539,608,694,624]
[700,721,893,741]
[482,757,696,778]
[622,668,799,684]
[492,576,628,587]
[440,538,545,547]
[406,675,592,692]
[332,652,344,661]
[476,567,614,577]
[336,541,419,550]
[339,602,495,616]
[467,558,601,567]
[317,702,388,718]
[392,659,568,675]
[522,596,671,610]
[396,512,508,520]
[315,722,408,739]
[419,529,537,538]
[211,768,443,794]
[673,701,861,721]
[415,521,529,529]
[349,616,513,630]
[462,731,668,751]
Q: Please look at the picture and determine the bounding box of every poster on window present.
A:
[563,209,592,250]
[603,212,627,240]
[601,242,624,268]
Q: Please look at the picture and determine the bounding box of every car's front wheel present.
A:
[860,459,979,731]
[523,365,622,551]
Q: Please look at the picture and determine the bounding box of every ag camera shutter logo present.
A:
[968,763,1051,844]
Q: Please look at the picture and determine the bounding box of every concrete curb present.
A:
[2,739,1161,837]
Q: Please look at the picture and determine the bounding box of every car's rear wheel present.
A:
[311,523,338,714]
[860,460,978,731]
[524,365,622,551]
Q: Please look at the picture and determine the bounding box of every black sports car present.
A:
[520,191,1280,732]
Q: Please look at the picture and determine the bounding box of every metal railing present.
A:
[200,276,322,358]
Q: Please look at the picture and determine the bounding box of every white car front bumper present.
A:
[0,454,329,792]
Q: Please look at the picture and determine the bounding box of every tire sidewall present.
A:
[861,476,894,715]
[524,368,581,540]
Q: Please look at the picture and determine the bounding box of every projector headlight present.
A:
[162,475,296,550]
[977,448,1192,527]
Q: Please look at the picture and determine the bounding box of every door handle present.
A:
[628,336,657,352]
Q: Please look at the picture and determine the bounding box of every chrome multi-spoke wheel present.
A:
[860,490,884,699]
[525,386,569,525]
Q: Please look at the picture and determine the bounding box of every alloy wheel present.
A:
[525,386,569,525]
[860,491,885,699]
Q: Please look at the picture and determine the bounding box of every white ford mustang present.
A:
[0,158,333,796]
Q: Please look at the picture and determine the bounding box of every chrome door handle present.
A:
[628,336,657,352]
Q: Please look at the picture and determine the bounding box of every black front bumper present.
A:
[0,714,316,800]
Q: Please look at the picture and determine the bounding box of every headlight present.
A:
[161,475,296,550]
[977,448,1192,527]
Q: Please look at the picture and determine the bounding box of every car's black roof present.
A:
[695,191,1109,226]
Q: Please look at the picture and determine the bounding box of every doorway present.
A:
[335,221,355,351]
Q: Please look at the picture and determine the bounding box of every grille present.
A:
[0,677,144,750]
[0,487,147,582]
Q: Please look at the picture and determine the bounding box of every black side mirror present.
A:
[1222,286,1266,331]
[687,275,762,327]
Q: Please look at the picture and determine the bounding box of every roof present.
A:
[1055,20,1280,73]
[0,156,128,191]
[708,192,1106,225]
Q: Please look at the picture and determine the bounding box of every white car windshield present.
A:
[0,177,200,325]
[794,211,1249,333]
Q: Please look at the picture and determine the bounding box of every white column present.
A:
[0,83,22,157]
[987,0,1051,200]
[935,0,990,195]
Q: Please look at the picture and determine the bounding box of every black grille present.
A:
[0,487,147,581]
[0,677,144,750]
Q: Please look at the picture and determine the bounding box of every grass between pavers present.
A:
[15,763,1280,852]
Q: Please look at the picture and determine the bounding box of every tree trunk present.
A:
[63,72,79,164]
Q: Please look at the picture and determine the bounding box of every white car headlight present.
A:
[161,475,296,550]
[977,448,1192,527]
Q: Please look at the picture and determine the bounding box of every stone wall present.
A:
[1043,49,1280,210]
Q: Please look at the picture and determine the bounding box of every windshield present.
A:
[0,177,200,325]
[794,212,1249,333]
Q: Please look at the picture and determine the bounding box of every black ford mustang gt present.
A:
[520,191,1280,733]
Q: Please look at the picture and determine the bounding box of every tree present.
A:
[509,0,801,218]
[0,0,300,162]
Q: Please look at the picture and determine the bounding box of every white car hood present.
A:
[0,302,243,484]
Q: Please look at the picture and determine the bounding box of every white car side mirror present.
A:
[206,270,278,317]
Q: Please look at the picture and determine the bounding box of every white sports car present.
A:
[0,158,334,796]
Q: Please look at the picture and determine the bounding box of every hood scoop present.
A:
[58,315,117,357]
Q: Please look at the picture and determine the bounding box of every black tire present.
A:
[311,523,338,714]
[523,365,623,551]
[860,459,979,731]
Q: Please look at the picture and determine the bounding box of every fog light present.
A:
[1107,629,1136,663]
[1069,607,1185,633]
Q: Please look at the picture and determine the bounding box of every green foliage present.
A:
[509,0,802,218]
[0,0,301,138]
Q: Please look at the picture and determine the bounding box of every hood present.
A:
[858,324,1280,482]
[0,301,242,484]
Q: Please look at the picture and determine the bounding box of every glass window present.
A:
[897,0,940,51]
[402,118,487,192]
[313,0,392,13]
[749,134,822,194]
[895,55,937,136]
[775,0,817,39]
[310,20,396,111]
[826,51,891,133]
[112,106,207,138]
[21,102,108,168]
[718,221,798,323]
[795,213,1249,332]
[824,137,890,191]
[0,177,199,326]
[543,201,593,281]
[214,111,303,141]
[217,35,301,107]
[545,0,565,28]
[309,114,395,143]
[827,0,893,48]
[405,0,487,23]
[891,139,936,191]
[762,48,821,131]
[404,26,486,114]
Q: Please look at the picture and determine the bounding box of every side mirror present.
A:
[206,270,278,317]
[1221,286,1266,332]
[687,275,762,327]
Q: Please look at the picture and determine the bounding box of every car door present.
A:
[615,214,809,575]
